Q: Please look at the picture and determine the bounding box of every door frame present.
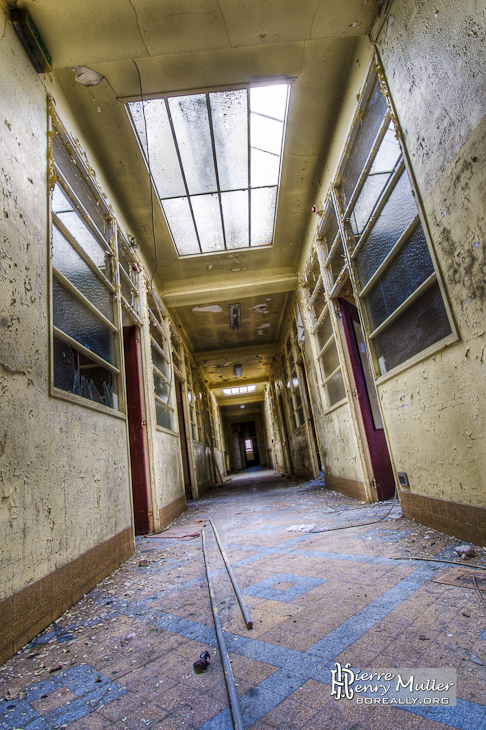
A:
[339,298,396,500]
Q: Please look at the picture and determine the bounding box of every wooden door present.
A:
[123,326,151,534]
[339,299,395,500]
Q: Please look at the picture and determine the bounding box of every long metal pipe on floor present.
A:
[201,526,245,730]
[209,517,253,630]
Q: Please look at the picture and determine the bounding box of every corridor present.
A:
[1,471,486,730]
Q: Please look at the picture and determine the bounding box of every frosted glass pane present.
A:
[129,99,186,199]
[349,173,391,236]
[320,339,339,379]
[52,226,114,323]
[169,95,217,195]
[210,89,248,191]
[53,186,106,270]
[151,342,170,379]
[52,137,108,238]
[356,170,418,287]
[341,78,388,207]
[326,369,346,406]
[53,278,115,364]
[52,183,73,214]
[315,314,333,352]
[153,371,170,402]
[251,113,283,155]
[250,84,288,121]
[221,190,249,249]
[155,401,175,430]
[370,124,401,174]
[251,187,277,246]
[366,225,435,330]
[53,336,117,407]
[191,194,225,252]
[162,198,200,255]
[251,148,279,187]
[374,282,451,372]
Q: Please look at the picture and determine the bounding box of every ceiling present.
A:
[25,0,380,401]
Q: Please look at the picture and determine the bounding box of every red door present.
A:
[339,299,395,500]
[123,326,151,534]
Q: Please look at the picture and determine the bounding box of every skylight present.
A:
[222,385,257,396]
[127,84,289,256]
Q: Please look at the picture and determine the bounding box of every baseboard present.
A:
[325,474,368,502]
[158,495,186,529]
[0,527,134,665]
[399,491,486,546]
[293,468,315,481]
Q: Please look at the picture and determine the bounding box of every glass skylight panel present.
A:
[191,194,225,252]
[210,89,248,191]
[221,190,249,249]
[222,384,257,396]
[168,95,217,195]
[251,187,278,246]
[127,83,289,256]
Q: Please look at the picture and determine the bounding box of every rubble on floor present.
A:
[1,469,486,729]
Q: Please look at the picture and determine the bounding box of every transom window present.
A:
[127,83,289,256]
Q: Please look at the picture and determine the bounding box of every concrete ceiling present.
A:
[25,0,379,400]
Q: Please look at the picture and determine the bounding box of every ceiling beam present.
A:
[194,343,277,362]
[162,270,297,308]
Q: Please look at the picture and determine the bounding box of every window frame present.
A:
[48,101,125,417]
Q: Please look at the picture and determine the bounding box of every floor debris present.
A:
[1,468,486,729]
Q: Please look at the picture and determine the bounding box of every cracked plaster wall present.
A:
[374,0,486,508]
[0,24,133,600]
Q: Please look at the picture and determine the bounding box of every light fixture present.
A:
[234,364,242,378]
[229,303,241,330]
[10,8,52,73]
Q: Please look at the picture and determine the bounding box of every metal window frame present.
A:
[48,101,124,415]
[125,82,292,258]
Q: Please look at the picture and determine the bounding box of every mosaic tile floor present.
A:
[2,469,486,729]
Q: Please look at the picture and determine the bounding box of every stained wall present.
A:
[374,0,486,524]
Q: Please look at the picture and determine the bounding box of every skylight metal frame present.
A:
[126,80,292,258]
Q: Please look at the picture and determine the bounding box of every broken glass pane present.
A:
[52,226,114,322]
[328,236,346,283]
[251,114,283,156]
[221,190,249,248]
[52,278,115,364]
[162,198,200,255]
[251,187,277,246]
[210,89,248,191]
[129,99,186,198]
[168,94,217,195]
[191,194,225,252]
[53,335,116,408]
[250,84,288,121]
[251,148,280,188]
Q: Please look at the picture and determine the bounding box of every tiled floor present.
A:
[2,469,486,729]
